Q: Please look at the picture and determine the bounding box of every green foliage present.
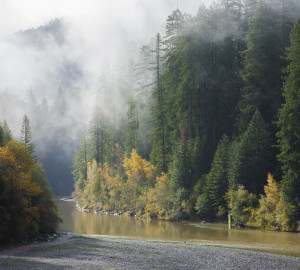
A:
[0,124,3,147]
[169,187,189,220]
[238,2,286,132]
[195,191,214,220]
[125,98,140,156]
[229,110,273,194]
[204,135,231,217]
[73,133,88,191]
[31,162,61,235]
[150,33,169,173]
[277,16,300,228]
[2,120,13,145]
[72,3,300,231]
[20,114,36,156]
[227,185,257,226]
[88,107,113,165]
[169,140,192,196]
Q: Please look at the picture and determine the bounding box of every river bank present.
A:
[0,233,299,269]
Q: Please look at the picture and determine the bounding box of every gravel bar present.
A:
[0,234,299,269]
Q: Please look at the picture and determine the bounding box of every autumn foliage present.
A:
[0,140,60,245]
[74,146,174,219]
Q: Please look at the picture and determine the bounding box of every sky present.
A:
[0,0,215,102]
[0,0,214,36]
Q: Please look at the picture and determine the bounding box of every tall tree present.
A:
[164,9,189,53]
[277,16,300,229]
[230,110,273,194]
[238,2,285,132]
[205,135,231,215]
[0,124,4,147]
[125,97,140,156]
[132,44,155,158]
[2,121,12,145]
[150,33,168,172]
[20,114,35,156]
[73,132,89,191]
[88,107,112,166]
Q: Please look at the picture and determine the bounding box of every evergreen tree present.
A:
[227,139,242,190]
[277,16,300,228]
[125,97,140,157]
[0,124,4,147]
[191,136,206,183]
[205,135,231,215]
[169,140,192,195]
[133,44,155,158]
[20,114,35,156]
[164,9,189,53]
[73,132,88,191]
[168,140,192,219]
[230,110,273,194]
[88,107,112,166]
[238,2,285,132]
[2,120,13,145]
[150,33,168,172]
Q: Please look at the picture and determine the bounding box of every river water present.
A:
[56,199,300,257]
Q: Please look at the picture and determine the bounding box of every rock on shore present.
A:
[0,234,299,269]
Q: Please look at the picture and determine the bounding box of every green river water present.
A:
[56,199,300,257]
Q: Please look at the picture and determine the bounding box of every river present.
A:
[56,198,300,257]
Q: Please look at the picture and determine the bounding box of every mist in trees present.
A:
[72,0,300,232]
[1,0,300,233]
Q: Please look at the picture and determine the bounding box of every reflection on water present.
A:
[56,199,300,257]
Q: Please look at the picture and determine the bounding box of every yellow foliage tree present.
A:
[264,173,280,206]
[144,173,172,219]
[0,140,41,242]
[123,149,156,187]
[254,173,281,230]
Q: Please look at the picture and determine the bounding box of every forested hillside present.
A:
[0,117,60,245]
[73,0,300,231]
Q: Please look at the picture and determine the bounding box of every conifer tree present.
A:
[133,44,154,158]
[150,33,168,172]
[205,135,231,215]
[20,114,35,156]
[238,2,285,132]
[2,121,13,145]
[164,9,189,53]
[89,107,112,166]
[169,140,192,195]
[125,97,140,156]
[277,16,300,227]
[230,110,273,194]
[73,132,88,191]
[0,124,4,147]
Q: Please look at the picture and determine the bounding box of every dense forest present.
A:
[73,0,300,232]
[0,117,60,245]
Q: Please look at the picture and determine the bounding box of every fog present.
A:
[0,0,215,97]
[1,0,298,194]
[0,0,215,194]
[0,0,216,107]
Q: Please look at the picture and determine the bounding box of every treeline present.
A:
[0,88,89,195]
[0,116,60,245]
[73,0,300,231]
